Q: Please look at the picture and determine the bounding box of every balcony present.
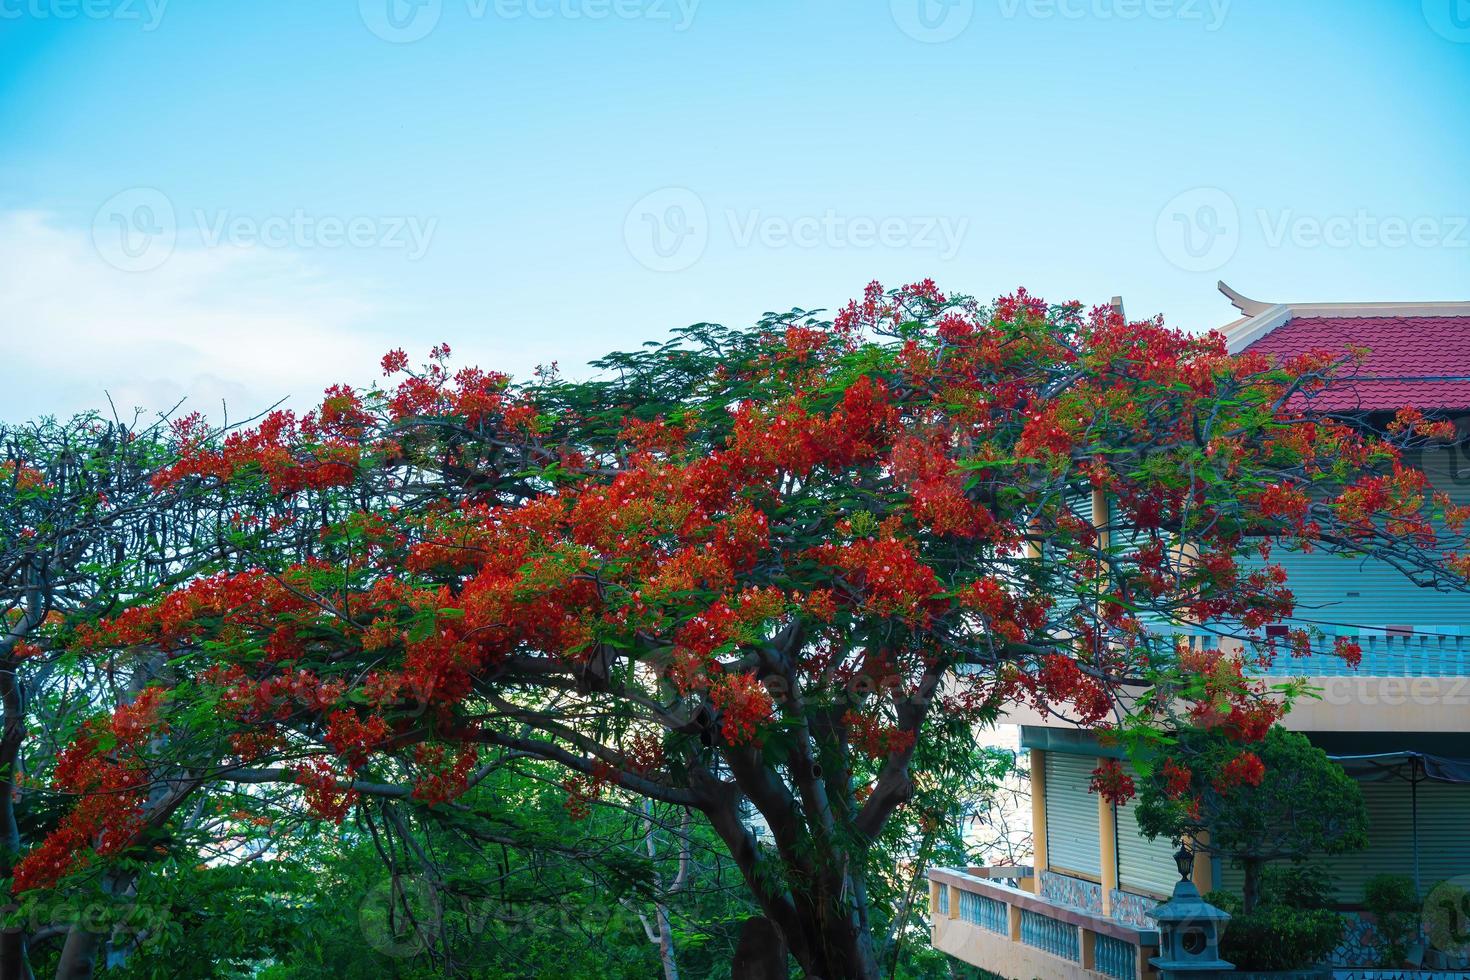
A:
[928,867,1160,980]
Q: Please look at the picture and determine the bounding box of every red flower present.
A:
[1089,760,1136,805]
[1214,751,1266,791]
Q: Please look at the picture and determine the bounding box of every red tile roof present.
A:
[1242,315,1470,412]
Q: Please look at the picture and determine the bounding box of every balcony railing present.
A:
[1157,624,1470,677]
[928,867,1159,980]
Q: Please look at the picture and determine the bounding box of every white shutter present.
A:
[1116,782,1182,898]
[1045,752,1102,877]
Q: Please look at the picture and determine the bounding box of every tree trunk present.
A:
[1241,857,1263,913]
[804,894,882,980]
[52,929,99,980]
[731,916,788,979]
[654,904,680,980]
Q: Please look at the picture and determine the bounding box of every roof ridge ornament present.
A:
[1219,281,1470,323]
[1217,281,1272,316]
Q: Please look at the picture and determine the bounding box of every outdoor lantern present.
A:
[1173,845,1193,882]
[1146,845,1233,978]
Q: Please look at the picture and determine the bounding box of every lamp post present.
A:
[1146,844,1233,979]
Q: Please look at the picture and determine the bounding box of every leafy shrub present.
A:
[1201,894,1344,971]
[1364,873,1420,966]
[1259,864,1336,910]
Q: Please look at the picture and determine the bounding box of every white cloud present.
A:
[0,210,391,424]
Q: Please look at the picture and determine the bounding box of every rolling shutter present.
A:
[1410,780,1470,895]
[1116,781,1182,899]
[1329,780,1419,904]
[1045,752,1102,877]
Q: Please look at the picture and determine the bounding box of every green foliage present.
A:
[1364,873,1420,966]
[79,772,759,980]
[1256,863,1336,910]
[1202,892,1344,971]
[1135,727,1367,906]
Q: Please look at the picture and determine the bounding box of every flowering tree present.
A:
[13,283,1468,980]
[0,415,263,978]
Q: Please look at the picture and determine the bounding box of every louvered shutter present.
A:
[1116,782,1183,898]
[1410,780,1470,894]
[1045,752,1102,877]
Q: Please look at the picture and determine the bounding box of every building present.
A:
[928,283,1470,978]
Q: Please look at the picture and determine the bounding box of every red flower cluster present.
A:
[709,674,775,746]
[1089,760,1136,805]
[1214,751,1266,792]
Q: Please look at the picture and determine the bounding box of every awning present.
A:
[1329,750,1470,784]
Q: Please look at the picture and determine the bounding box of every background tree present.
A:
[9,282,1467,979]
[1133,725,1369,911]
[0,413,247,978]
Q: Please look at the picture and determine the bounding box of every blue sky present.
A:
[1,0,1467,421]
